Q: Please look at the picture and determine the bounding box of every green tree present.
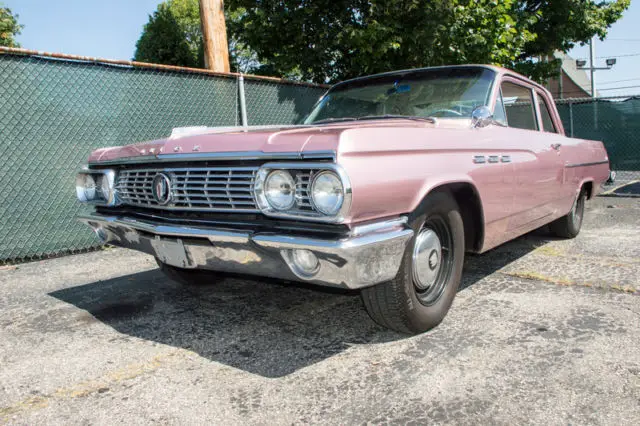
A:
[0,4,23,47]
[134,0,256,71]
[513,0,630,81]
[134,1,200,67]
[226,0,630,83]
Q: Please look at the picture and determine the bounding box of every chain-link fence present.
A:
[0,48,326,264]
[556,96,640,185]
[1,47,639,264]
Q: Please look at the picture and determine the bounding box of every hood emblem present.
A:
[152,173,172,205]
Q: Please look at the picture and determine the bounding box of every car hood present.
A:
[87,120,444,164]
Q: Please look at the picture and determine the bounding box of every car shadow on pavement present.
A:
[49,231,550,378]
[460,229,553,290]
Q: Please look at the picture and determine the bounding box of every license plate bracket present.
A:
[150,237,194,269]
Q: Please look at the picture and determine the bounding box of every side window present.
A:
[500,81,538,131]
[536,93,558,133]
[493,89,507,125]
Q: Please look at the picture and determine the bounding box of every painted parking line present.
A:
[602,179,640,196]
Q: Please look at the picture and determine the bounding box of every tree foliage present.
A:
[134,0,256,71]
[134,1,201,67]
[134,0,630,82]
[513,0,630,81]
[0,4,23,48]
[226,0,630,83]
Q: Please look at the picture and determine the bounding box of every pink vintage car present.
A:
[76,65,609,334]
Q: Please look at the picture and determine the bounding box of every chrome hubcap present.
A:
[412,228,442,291]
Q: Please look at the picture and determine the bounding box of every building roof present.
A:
[554,52,598,97]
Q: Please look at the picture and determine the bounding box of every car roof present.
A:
[331,64,546,92]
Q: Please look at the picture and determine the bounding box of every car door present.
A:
[532,89,576,208]
[498,79,565,231]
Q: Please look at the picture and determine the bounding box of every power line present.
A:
[601,53,640,58]
[559,85,640,94]
[598,85,640,91]
[575,52,640,60]
[598,78,640,85]
[557,85,640,96]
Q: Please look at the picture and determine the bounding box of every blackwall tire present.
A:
[360,191,465,334]
[549,190,586,239]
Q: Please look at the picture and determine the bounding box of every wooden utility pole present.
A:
[199,0,230,72]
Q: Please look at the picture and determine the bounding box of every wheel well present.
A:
[582,181,594,199]
[431,183,484,253]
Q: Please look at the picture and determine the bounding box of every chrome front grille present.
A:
[116,167,259,212]
[295,170,317,212]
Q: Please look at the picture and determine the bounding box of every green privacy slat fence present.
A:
[0,52,325,263]
[556,97,640,171]
[1,50,638,263]
[243,78,324,125]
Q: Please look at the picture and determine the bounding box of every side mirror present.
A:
[470,106,494,128]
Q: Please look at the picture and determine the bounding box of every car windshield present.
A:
[303,67,496,124]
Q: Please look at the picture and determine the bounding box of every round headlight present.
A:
[97,175,111,199]
[311,171,344,215]
[84,174,96,200]
[264,170,295,210]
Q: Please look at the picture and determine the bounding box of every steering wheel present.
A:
[428,109,464,117]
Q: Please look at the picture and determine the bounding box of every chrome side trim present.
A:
[474,154,512,164]
[351,217,408,237]
[89,150,336,166]
[79,213,413,289]
[301,151,337,160]
[565,160,609,168]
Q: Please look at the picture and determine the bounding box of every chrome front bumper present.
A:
[78,214,414,289]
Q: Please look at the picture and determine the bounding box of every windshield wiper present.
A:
[356,114,437,123]
[311,117,360,125]
[311,115,437,125]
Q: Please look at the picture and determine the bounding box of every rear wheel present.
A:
[361,191,465,334]
[549,189,586,239]
[155,258,221,286]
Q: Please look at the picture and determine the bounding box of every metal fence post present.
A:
[568,101,574,137]
[238,74,248,127]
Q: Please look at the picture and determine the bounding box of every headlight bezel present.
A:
[76,168,119,206]
[309,170,345,216]
[254,162,351,223]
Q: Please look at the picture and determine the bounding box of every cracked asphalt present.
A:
[1,196,639,425]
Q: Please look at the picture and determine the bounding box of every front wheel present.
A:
[361,191,465,334]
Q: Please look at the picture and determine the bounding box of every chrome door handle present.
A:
[551,143,562,151]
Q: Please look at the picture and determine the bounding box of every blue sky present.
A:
[7,0,640,97]
[9,0,163,60]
